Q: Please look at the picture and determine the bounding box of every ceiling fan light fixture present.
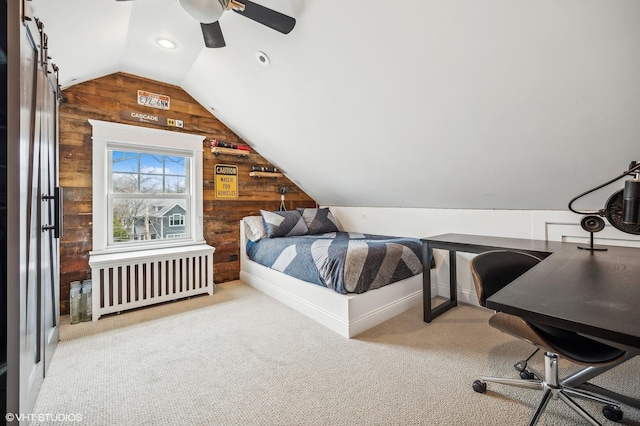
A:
[178,0,226,24]
[156,38,176,49]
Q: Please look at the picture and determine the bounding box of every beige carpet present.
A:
[31,280,640,426]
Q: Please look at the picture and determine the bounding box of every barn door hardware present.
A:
[41,187,63,238]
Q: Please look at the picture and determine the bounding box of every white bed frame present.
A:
[239,219,437,338]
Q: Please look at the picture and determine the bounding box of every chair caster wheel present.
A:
[514,361,527,372]
[519,370,535,380]
[472,380,487,393]
[602,404,623,422]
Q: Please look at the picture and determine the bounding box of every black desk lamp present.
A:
[568,161,640,251]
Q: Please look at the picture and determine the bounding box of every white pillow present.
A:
[243,216,267,242]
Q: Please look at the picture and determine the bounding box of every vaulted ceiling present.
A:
[29,0,640,210]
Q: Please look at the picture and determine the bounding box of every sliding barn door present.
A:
[6,2,61,418]
[21,16,45,412]
[40,46,61,373]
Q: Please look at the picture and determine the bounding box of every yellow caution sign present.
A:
[215,164,238,200]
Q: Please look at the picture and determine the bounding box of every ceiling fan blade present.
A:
[232,0,296,34]
[201,21,226,48]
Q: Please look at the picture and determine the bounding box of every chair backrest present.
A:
[470,250,542,307]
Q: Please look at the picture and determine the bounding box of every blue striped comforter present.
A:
[246,232,424,294]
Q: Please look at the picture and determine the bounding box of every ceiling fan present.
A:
[116,0,296,48]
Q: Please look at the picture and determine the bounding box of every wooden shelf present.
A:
[249,171,283,178]
[211,147,250,158]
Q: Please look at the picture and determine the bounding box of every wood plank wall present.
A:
[59,72,316,314]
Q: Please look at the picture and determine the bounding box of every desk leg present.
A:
[448,250,458,306]
[423,242,433,322]
[423,246,458,323]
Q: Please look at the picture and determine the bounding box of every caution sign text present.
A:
[215,164,238,200]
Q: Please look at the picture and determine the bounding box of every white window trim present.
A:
[89,120,206,255]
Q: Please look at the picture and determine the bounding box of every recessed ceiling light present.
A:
[156,38,176,49]
[255,51,270,66]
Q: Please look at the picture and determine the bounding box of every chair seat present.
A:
[489,312,626,366]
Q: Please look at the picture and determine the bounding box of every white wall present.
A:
[328,206,640,307]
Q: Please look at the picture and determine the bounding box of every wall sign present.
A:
[137,90,170,110]
[215,164,238,200]
[120,110,184,128]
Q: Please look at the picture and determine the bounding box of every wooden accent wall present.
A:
[59,72,316,314]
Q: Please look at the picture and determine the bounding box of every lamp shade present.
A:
[622,179,640,225]
[604,190,640,235]
[568,160,640,239]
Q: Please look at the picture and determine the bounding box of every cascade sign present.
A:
[215,164,238,200]
[120,110,184,128]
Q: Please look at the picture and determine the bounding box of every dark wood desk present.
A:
[421,234,563,322]
[422,233,640,350]
[486,242,640,350]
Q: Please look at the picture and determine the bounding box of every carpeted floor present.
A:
[31,280,640,426]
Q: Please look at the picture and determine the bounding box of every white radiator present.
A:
[89,244,215,321]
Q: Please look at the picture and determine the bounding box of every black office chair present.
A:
[472,250,543,380]
[470,250,628,426]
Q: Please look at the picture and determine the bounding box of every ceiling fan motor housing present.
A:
[137,0,296,48]
[178,0,227,23]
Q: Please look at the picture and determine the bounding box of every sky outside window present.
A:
[112,151,187,194]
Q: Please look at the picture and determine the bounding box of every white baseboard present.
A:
[240,261,431,338]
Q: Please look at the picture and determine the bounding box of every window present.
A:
[110,149,190,244]
[166,233,187,239]
[89,120,205,253]
[169,213,185,227]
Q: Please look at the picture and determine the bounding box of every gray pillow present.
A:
[260,210,309,238]
[296,208,340,234]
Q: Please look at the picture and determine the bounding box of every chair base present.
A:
[561,352,640,411]
[473,351,623,426]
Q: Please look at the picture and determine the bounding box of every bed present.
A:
[239,208,437,338]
